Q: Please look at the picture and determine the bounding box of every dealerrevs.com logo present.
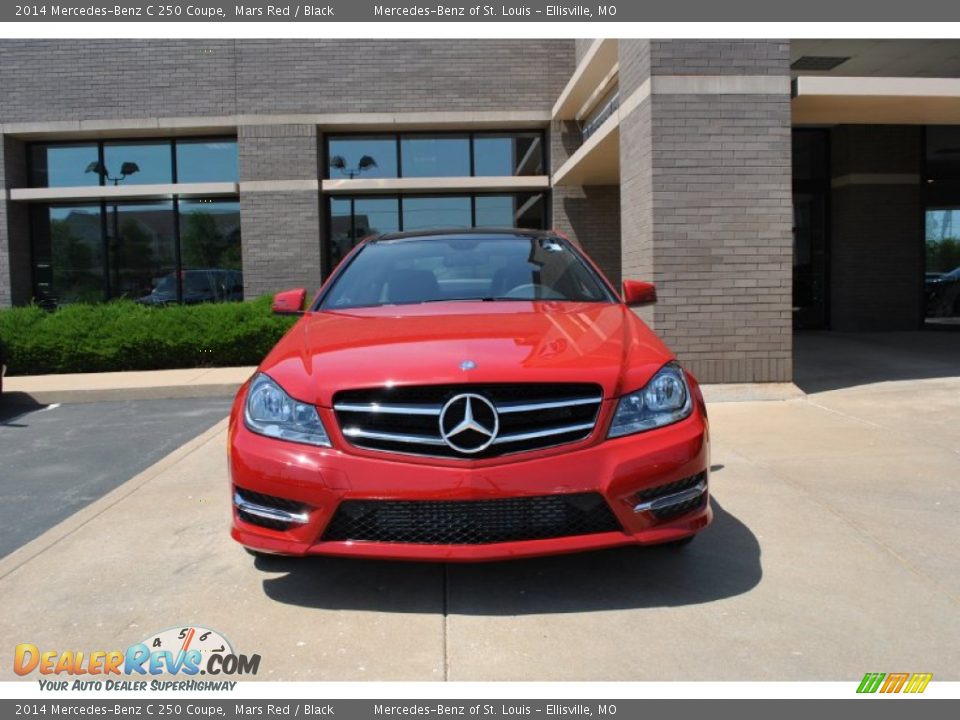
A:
[14,626,260,691]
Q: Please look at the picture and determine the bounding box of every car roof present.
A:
[370,227,561,243]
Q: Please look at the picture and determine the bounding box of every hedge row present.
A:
[0,296,298,376]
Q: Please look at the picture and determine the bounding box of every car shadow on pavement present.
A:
[258,498,761,615]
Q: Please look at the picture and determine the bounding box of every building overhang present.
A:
[792,76,960,125]
[552,39,619,121]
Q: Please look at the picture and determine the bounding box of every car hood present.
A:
[259,301,675,407]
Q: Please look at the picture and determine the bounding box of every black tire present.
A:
[664,535,696,548]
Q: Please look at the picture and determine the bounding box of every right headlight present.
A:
[244,373,331,447]
[608,362,693,438]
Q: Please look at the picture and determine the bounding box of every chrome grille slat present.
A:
[492,422,598,445]
[495,396,601,414]
[335,402,443,416]
[333,383,603,459]
[342,427,447,445]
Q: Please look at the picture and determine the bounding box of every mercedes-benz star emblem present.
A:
[438,393,499,454]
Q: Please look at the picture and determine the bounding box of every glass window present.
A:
[473,133,544,176]
[402,196,472,230]
[102,142,172,185]
[328,136,397,179]
[400,135,470,177]
[475,193,544,229]
[29,144,101,188]
[330,198,355,269]
[104,202,176,301]
[175,199,243,303]
[330,197,400,268]
[31,204,105,306]
[175,139,238,183]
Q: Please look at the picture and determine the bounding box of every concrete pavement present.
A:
[0,397,233,559]
[1,372,957,680]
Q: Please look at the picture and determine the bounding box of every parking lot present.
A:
[1,334,958,681]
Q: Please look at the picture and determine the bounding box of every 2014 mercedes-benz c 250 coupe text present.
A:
[229,229,711,561]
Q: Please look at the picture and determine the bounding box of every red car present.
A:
[229,229,711,561]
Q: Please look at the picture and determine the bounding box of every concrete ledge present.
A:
[701,383,805,403]
[2,367,255,405]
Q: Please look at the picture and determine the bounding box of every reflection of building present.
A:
[2,40,960,381]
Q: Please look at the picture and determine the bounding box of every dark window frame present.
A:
[29,194,241,306]
[325,191,549,278]
[27,135,238,188]
[323,130,546,181]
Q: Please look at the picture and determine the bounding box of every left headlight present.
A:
[244,373,331,447]
[608,362,693,438]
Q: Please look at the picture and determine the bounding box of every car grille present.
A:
[333,383,603,459]
[322,493,622,545]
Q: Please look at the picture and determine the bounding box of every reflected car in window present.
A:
[139,269,243,305]
[926,267,960,318]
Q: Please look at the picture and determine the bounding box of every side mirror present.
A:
[622,280,657,307]
[272,288,307,315]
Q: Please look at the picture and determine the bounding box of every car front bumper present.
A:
[228,389,711,562]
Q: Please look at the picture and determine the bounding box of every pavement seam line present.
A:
[805,396,960,457]
[0,417,230,582]
[721,423,960,608]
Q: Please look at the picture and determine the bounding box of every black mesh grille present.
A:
[333,383,602,459]
[633,472,708,520]
[322,493,622,545]
[235,487,307,532]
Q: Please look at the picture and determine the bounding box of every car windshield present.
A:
[321,235,614,309]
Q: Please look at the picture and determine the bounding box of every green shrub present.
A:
[0,296,298,376]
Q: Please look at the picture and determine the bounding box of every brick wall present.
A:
[238,125,322,298]
[619,39,794,383]
[829,125,923,331]
[550,116,622,287]
[0,40,572,124]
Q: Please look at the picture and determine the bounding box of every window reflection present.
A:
[173,199,243,304]
[330,197,400,268]
[475,194,544,229]
[29,138,238,187]
[402,196,472,230]
[29,145,100,188]
[400,136,470,177]
[102,142,172,185]
[473,133,543,176]
[176,140,239,183]
[105,201,176,301]
[30,204,105,306]
[328,136,397,179]
[924,127,960,324]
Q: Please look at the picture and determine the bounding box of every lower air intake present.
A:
[322,493,622,545]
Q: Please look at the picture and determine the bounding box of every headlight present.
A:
[244,373,331,447]
[608,362,693,438]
